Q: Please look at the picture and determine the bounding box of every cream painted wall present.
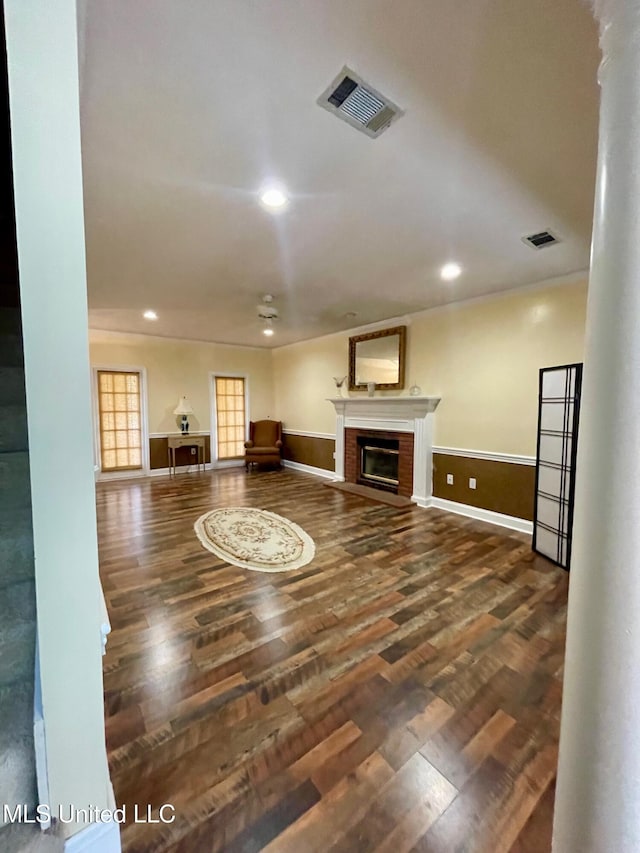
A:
[90,279,587,456]
[273,277,588,456]
[89,330,275,436]
[271,334,350,437]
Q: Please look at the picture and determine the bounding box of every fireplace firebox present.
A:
[357,436,400,492]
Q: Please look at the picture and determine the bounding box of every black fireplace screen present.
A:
[361,445,399,486]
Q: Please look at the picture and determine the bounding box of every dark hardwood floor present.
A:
[97,467,568,853]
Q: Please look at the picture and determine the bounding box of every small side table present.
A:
[167,434,206,477]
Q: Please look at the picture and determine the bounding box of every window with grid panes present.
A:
[97,370,143,471]
[215,376,246,459]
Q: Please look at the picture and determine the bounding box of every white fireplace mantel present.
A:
[327,396,441,507]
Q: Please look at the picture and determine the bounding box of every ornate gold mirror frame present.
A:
[348,325,406,392]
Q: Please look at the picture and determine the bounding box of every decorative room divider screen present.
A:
[533,362,583,570]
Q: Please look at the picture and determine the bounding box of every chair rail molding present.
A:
[327,396,441,506]
[433,445,536,466]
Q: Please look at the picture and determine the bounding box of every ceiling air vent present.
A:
[317,67,403,139]
[523,230,560,250]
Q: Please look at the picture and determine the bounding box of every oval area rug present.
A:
[194,507,315,572]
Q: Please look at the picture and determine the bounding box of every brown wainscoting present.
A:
[149,435,212,470]
[282,433,335,471]
[432,453,535,520]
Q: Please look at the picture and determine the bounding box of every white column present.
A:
[553,3,640,850]
[412,413,436,507]
[412,416,428,506]
[334,402,346,481]
[5,0,115,842]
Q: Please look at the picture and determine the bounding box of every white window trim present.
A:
[91,364,150,480]
[210,372,250,466]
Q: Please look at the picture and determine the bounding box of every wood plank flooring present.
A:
[97,468,568,853]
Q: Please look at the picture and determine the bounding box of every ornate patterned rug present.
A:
[194,507,315,572]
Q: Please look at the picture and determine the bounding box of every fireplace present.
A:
[345,428,414,497]
[358,436,399,492]
[328,395,441,506]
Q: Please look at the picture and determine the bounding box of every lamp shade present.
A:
[173,396,194,416]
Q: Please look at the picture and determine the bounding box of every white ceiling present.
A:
[78,0,600,348]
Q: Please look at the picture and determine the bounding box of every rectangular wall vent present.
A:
[317,67,403,139]
[523,230,560,249]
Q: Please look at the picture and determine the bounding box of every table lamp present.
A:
[173,396,194,434]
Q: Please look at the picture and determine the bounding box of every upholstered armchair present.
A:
[244,420,283,470]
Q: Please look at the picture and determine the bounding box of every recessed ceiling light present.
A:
[143,310,158,320]
[260,188,288,210]
[440,262,462,281]
[263,327,274,337]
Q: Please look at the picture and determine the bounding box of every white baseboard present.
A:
[149,460,245,477]
[274,463,533,534]
[148,463,209,477]
[97,469,147,483]
[65,820,121,853]
[412,495,430,508]
[33,644,51,830]
[282,459,336,480]
[428,496,533,534]
[99,585,111,656]
[98,465,210,482]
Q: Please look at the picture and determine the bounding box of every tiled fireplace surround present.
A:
[328,396,441,507]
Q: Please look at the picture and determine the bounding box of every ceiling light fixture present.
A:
[143,309,158,320]
[440,262,462,282]
[257,296,278,336]
[260,187,288,210]
[262,317,275,337]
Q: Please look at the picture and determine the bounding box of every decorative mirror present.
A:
[349,326,406,391]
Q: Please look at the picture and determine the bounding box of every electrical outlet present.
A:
[446,474,454,485]
[469,477,477,489]
[191,447,196,455]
